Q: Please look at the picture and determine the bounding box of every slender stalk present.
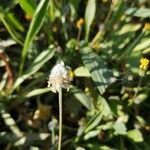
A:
[77,27,82,43]
[58,88,62,150]
[120,136,124,150]
[51,117,55,145]
[76,27,82,50]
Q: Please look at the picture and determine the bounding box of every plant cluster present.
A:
[0,0,150,149]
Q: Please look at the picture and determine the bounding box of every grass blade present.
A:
[19,0,50,75]
[18,0,36,17]
[13,46,55,90]
[125,7,150,18]
[85,0,96,41]
[0,9,24,45]
[23,87,52,98]
[7,12,25,32]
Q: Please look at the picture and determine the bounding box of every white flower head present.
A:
[47,61,73,93]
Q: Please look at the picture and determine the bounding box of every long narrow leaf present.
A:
[18,0,36,17]
[125,7,150,18]
[98,96,113,119]
[24,87,52,98]
[84,112,102,133]
[85,0,96,41]
[107,0,125,28]
[13,46,55,90]
[0,10,24,45]
[20,0,50,75]
[7,12,25,32]
[120,31,144,60]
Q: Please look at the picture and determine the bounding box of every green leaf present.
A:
[70,0,80,11]
[0,9,24,45]
[74,66,91,77]
[80,45,114,94]
[86,143,114,150]
[113,121,127,135]
[85,0,96,41]
[97,122,114,130]
[69,86,92,110]
[133,38,150,53]
[76,147,86,150]
[13,46,55,90]
[23,87,52,98]
[0,104,23,138]
[49,0,61,22]
[18,0,36,17]
[6,12,25,32]
[84,130,100,140]
[0,73,7,91]
[23,73,47,92]
[98,96,113,119]
[107,0,125,28]
[14,133,50,146]
[20,0,50,75]
[120,31,144,60]
[84,112,103,134]
[127,129,143,142]
[125,7,150,18]
[0,132,50,145]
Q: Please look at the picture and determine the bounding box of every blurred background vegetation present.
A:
[0,0,150,149]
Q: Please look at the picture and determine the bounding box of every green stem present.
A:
[76,27,82,50]
[51,117,55,145]
[58,88,62,150]
[120,136,124,150]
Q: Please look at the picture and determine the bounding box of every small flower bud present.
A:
[76,18,84,29]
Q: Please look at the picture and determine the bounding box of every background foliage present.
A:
[0,0,150,149]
